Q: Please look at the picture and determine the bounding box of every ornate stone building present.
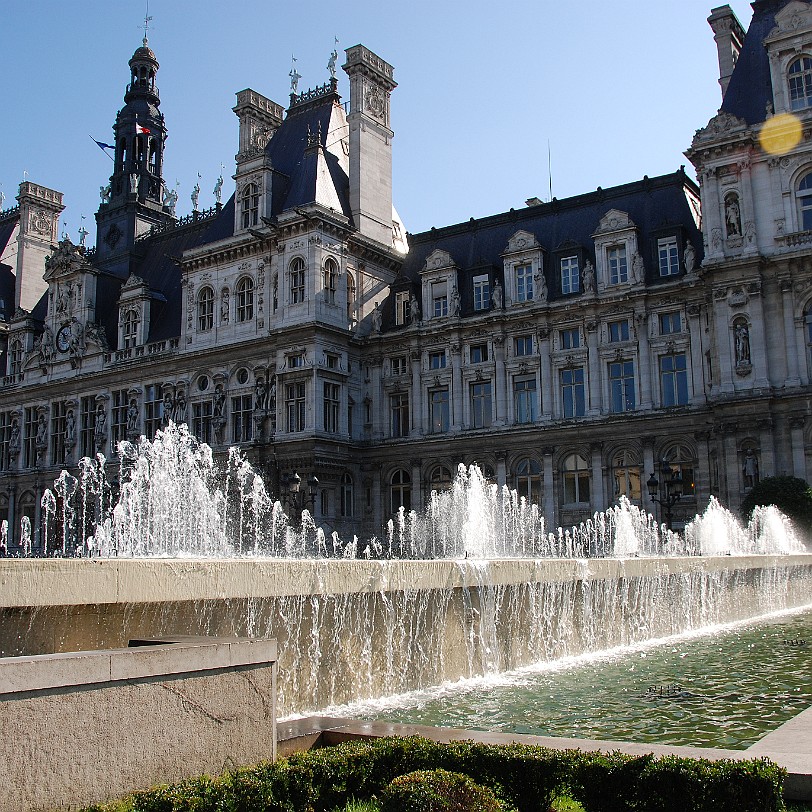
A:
[1,2,812,551]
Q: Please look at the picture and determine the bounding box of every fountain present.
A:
[0,423,810,716]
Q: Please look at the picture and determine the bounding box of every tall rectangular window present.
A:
[659,311,682,335]
[470,343,489,364]
[144,384,164,439]
[609,360,636,413]
[395,291,409,325]
[231,395,254,443]
[24,407,38,468]
[561,256,580,294]
[513,377,537,424]
[473,275,490,311]
[607,245,628,284]
[470,381,492,428]
[560,328,580,350]
[391,392,409,438]
[323,382,340,433]
[429,388,449,433]
[658,237,679,276]
[0,411,12,471]
[429,351,446,369]
[660,353,689,407]
[608,319,630,342]
[285,382,306,432]
[80,396,96,459]
[432,282,447,318]
[50,400,68,466]
[111,389,129,448]
[514,335,533,356]
[560,367,585,418]
[193,401,213,444]
[515,263,534,302]
[290,260,305,304]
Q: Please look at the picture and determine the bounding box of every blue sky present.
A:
[0,1,755,242]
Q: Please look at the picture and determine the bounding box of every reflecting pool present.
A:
[326,607,812,748]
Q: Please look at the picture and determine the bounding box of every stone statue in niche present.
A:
[631,252,645,284]
[213,384,225,417]
[127,399,139,433]
[409,294,420,324]
[38,326,54,369]
[371,302,382,333]
[221,290,230,322]
[725,195,741,237]
[492,281,503,309]
[65,409,76,447]
[94,406,107,448]
[449,285,461,316]
[35,414,47,447]
[9,418,20,457]
[535,272,548,302]
[683,242,696,274]
[172,391,187,425]
[129,173,139,195]
[582,260,595,293]
[735,322,751,366]
[255,376,268,412]
[743,448,760,489]
[162,392,174,426]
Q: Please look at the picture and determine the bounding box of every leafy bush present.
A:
[378,769,505,812]
[740,476,812,539]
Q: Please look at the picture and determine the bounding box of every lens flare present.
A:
[760,113,803,155]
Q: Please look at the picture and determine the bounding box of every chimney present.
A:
[343,45,397,247]
[708,5,746,98]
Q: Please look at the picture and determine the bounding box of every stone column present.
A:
[542,446,555,531]
[720,423,740,509]
[496,450,507,489]
[790,416,807,480]
[539,328,553,420]
[781,280,801,387]
[713,293,735,393]
[757,418,775,479]
[450,343,462,432]
[590,443,604,512]
[410,350,422,437]
[410,458,423,514]
[693,431,711,506]
[586,319,602,415]
[494,335,507,426]
[747,290,770,389]
[370,358,384,439]
[687,304,706,405]
[636,312,652,409]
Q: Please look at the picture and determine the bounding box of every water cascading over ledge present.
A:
[0,424,810,717]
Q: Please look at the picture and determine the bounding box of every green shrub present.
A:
[740,475,812,539]
[378,769,504,812]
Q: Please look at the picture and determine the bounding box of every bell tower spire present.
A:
[95,33,173,274]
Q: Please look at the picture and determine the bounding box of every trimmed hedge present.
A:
[81,735,787,812]
[378,769,506,811]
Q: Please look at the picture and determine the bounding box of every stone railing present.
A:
[135,206,220,242]
[105,337,179,364]
[783,229,812,247]
[0,205,20,223]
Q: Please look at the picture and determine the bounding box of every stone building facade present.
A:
[1,2,812,550]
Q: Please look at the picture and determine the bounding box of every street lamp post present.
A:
[646,463,683,532]
[280,471,319,519]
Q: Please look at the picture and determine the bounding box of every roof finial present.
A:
[328,37,339,79]
[142,0,153,45]
[289,54,302,95]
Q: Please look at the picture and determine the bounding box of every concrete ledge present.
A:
[279,714,812,801]
[1,554,809,608]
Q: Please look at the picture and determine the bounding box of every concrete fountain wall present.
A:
[2,555,811,716]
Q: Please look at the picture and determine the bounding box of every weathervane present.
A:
[141,0,153,44]
[289,54,302,95]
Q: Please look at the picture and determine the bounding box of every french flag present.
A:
[136,123,151,135]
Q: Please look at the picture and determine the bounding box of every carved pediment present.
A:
[767,1,812,41]
[503,230,540,255]
[422,249,456,273]
[121,274,148,293]
[593,209,637,237]
[692,111,748,145]
[43,238,93,281]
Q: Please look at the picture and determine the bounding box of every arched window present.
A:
[562,454,590,505]
[323,257,338,304]
[148,141,157,175]
[340,473,354,518]
[789,56,812,111]
[122,309,140,348]
[612,449,641,501]
[240,183,259,229]
[346,272,356,321]
[236,276,254,322]
[663,444,696,498]
[9,340,23,376]
[290,257,306,304]
[429,465,453,492]
[390,469,412,513]
[515,458,542,505]
[119,138,127,173]
[197,287,215,331]
[798,172,812,232]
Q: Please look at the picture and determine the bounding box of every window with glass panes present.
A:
[561,367,585,417]
[236,277,254,321]
[340,473,354,517]
[789,56,812,111]
[429,351,446,369]
[470,343,488,363]
[473,275,490,311]
[290,258,305,303]
[24,408,38,468]
[123,309,139,348]
[659,311,682,334]
[608,319,630,342]
[395,291,409,325]
[391,356,407,376]
[192,401,213,444]
[429,388,449,433]
[514,335,533,356]
[0,411,12,471]
[241,183,259,229]
[80,397,96,458]
[390,469,411,513]
[798,172,812,231]
[515,263,534,301]
[613,450,641,501]
[390,392,409,438]
[664,445,696,497]
[197,287,214,331]
[609,360,636,413]
[9,341,23,376]
[231,395,253,443]
[323,258,338,305]
[144,384,164,439]
[563,454,590,504]
[660,353,688,407]
[285,382,306,432]
[50,400,68,465]
[561,256,580,294]
[560,328,580,349]
[607,245,628,284]
[111,389,128,448]
[432,282,447,318]
[513,377,537,423]
[515,458,542,504]
[470,381,492,428]
[658,237,679,276]
[323,382,340,433]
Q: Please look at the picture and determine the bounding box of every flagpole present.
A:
[89,134,114,161]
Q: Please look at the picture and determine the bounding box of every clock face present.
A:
[57,326,71,353]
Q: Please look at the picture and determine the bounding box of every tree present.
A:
[740,476,812,538]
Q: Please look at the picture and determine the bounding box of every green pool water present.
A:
[330,607,812,748]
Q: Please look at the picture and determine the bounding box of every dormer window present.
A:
[123,309,140,348]
[798,171,812,231]
[240,183,259,229]
[515,263,534,302]
[607,245,628,284]
[473,275,490,310]
[657,237,679,276]
[9,340,23,376]
[560,256,580,294]
[789,56,812,111]
[432,282,448,317]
